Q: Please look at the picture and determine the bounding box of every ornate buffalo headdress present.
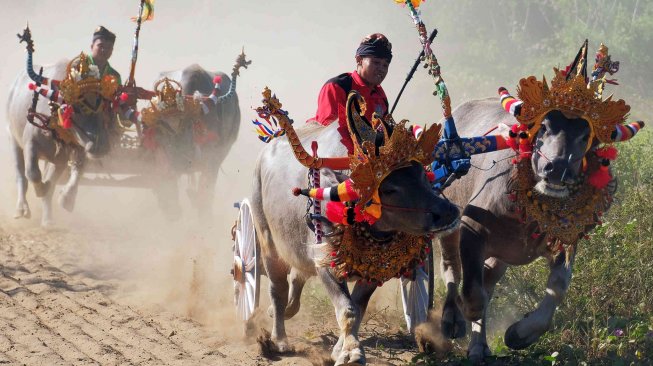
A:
[59,52,119,111]
[500,41,643,152]
[140,77,204,127]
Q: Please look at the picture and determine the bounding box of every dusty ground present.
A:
[0,211,423,366]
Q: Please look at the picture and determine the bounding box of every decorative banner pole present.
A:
[390,28,438,114]
[393,1,512,191]
[126,0,154,87]
[399,0,456,136]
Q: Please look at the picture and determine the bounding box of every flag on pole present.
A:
[394,0,424,8]
[131,0,154,22]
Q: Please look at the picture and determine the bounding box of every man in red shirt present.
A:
[310,33,392,153]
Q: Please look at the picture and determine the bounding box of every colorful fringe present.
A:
[252,116,285,143]
[611,121,644,142]
[299,179,359,202]
[499,87,522,117]
[28,83,63,104]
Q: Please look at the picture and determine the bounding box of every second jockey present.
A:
[310,33,393,153]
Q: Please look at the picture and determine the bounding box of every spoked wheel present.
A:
[400,240,434,333]
[231,199,260,322]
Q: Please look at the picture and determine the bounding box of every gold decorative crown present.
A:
[346,92,441,207]
[59,52,118,108]
[140,77,200,127]
[516,69,630,145]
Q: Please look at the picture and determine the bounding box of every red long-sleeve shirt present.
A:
[310,71,388,153]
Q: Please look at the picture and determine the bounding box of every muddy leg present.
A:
[262,252,291,352]
[11,138,30,219]
[439,229,466,339]
[467,258,507,364]
[504,252,574,350]
[459,219,488,322]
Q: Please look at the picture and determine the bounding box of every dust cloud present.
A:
[0,0,466,335]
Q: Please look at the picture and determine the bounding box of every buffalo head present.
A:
[531,111,592,198]
[371,161,459,235]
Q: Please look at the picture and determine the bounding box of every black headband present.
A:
[356,39,392,61]
[93,26,116,43]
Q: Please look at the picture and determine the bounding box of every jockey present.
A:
[88,26,122,85]
[310,33,392,153]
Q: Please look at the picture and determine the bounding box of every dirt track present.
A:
[0,216,420,366]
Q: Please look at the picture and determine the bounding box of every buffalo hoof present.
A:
[442,301,466,339]
[256,329,294,358]
[14,204,31,219]
[467,342,491,365]
[59,191,77,212]
[334,346,364,365]
[332,336,364,365]
[504,321,541,350]
[41,217,54,228]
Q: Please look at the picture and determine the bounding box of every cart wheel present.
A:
[400,240,434,333]
[232,199,260,322]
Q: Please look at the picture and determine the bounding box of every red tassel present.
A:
[28,83,37,91]
[588,165,612,189]
[505,137,519,150]
[213,75,222,84]
[326,201,348,225]
[62,106,74,129]
[595,146,618,161]
[426,171,435,182]
[119,92,129,102]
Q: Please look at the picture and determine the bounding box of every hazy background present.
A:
[1,0,651,356]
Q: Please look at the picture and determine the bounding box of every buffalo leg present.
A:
[504,252,575,350]
[41,161,66,226]
[467,257,507,364]
[58,150,82,212]
[24,141,49,198]
[261,247,291,352]
[266,267,306,320]
[284,267,306,319]
[11,138,30,219]
[459,219,488,322]
[439,229,466,339]
[316,268,364,365]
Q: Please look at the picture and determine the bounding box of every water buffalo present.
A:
[432,67,643,363]
[251,90,459,365]
[151,56,248,220]
[7,53,118,226]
